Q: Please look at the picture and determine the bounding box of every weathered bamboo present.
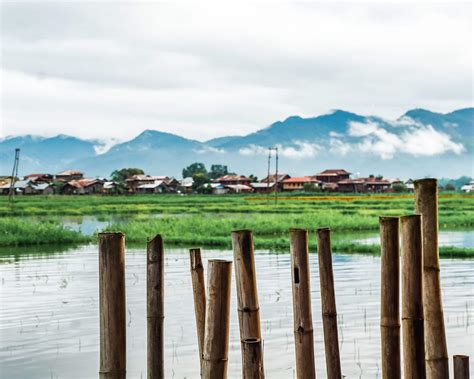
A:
[189,248,206,373]
[202,259,233,379]
[147,235,164,379]
[242,338,265,379]
[414,178,449,378]
[316,227,341,379]
[453,355,470,379]
[379,217,401,379]
[98,232,126,379]
[231,230,264,374]
[289,228,316,379]
[401,215,425,379]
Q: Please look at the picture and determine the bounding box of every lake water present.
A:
[0,246,472,378]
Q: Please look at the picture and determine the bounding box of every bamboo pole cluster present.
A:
[95,177,469,379]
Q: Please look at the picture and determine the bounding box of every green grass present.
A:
[0,193,473,257]
[0,218,91,246]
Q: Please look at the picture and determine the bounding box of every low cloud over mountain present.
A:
[1,108,472,179]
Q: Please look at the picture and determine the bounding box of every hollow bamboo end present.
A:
[242,337,261,344]
[414,178,437,190]
[400,214,422,223]
[231,229,253,235]
[208,259,232,265]
[379,216,399,224]
[316,227,331,234]
[98,231,124,238]
[147,234,163,244]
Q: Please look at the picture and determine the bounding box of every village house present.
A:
[24,173,54,183]
[251,182,277,193]
[135,180,169,194]
[62,178,104,195]
[215,174,252,187]
[126,175,178,193]
[337,176,392,193]
[205,183,229,195]
[282,177,320,191]
[259,173,291,191]
[224,184,253,193]
[102,181,118,194]
[56,170,84,182]
[314,169,351,183]
[336,178,366,193]
[179,177,194,194]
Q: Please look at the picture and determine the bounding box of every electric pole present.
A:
[8,148,20,205]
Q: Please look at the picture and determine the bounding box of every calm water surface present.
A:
[1,246,473,378]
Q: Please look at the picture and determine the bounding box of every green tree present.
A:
[209,164,233,180]
[444,183,456,191]
[110,168,145,183]
[303,183,321,192]
[248,174,258,183]
[182,163,207,178]
[192,172,210,193]
[392,183,407,193]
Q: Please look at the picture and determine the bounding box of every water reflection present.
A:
[0,247,472,378]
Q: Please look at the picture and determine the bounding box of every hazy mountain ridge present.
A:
[1,108,472,178]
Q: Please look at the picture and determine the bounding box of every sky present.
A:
[1,2,472,143]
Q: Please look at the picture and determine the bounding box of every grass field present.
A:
[1,193,473,257]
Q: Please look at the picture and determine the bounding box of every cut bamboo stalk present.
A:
[189,248,206,373]
[231,230,261,340]
[379,217,401,379]
[316,227,341,379]
[414,178,449,378]
[401,215,425,379]
[202,259,233,379]
[147,235,164,379]
[98,232,126,379]
[289,228,316,379]
[242,338,265,379]
[453,355,469,379]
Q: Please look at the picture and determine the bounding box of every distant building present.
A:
[24,173,54,183]
[405,179,415,191]
[215,175,251,187]
[315,169,351,183]
[135,180,169,194]
[205,183,229,195]
[282,177,320,191]
[251,182,277,193]
[56,170,84,182]
[27,182,54,195]
[62,178,104,195]
[224,184,253,193]
[126,175,178,193]
[461,181,474,193]
[102,181,118,194]
[260,173,291,191]
[337,176,391,193]
[180,177,194,194]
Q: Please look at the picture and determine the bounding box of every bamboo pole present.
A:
[401,215,425,379]
[379,217,401,379]
[453,355,470,379]
[316,227,341,379]
[147,235,164,379]
[231,230,264,366]
[202,259,233,379]
[189,248,206,373]
[414,178,449,378]
[242,338,265,379]
[289,228,316,379]
[98,232,126,379]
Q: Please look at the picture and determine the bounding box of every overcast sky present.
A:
[1,2,472,142]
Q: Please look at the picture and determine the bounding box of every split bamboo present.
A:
[202,260,233,379]
[379,217,401,379]
[98,232,126,379]
[189,248,206,373]
[289,228,316,379]
[147,235,164,379]
[414,178,449,378]
[401,215,425,379]
[242,338,265,379]
[316,227,341,379]
[453,355,470,379]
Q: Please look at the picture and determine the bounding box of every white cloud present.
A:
[195,146,226,154]
[1,2,471,141]
[239,141,321,159]
[329,139,352,156]
[349,121,465,159]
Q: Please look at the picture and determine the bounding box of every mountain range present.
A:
[1,108,472,179]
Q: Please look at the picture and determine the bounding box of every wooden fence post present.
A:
[231,230,264,377]
[202,260,233,379]
[147,235,164,379]
[99,232,126,379]
[316,227,341,379]
[414,178,449,378]
[379,217,401,379]
[401,215,425,378]
[242,338,265,379]
[189,248,206,373]
[453,355,470,379]
[289,228,316,379]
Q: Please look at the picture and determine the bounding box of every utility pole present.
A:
[267,147,279,204]
[8,148,20,205]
